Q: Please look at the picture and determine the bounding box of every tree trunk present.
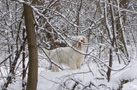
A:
[22,29,26,90]
[107,48,113,82]
[76,0,82,35]
[105,0,116,82]
[116,0,129,57]
[23,3,38,90]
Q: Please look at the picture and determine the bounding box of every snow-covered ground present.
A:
[1,45,137,90]
[5,57,137,90]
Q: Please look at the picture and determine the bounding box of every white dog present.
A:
[43,36,88,72]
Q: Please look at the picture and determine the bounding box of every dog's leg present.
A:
[69,60,77,70]
[76,56,85,69]
[51,65,59,72]
[76,59,82,69]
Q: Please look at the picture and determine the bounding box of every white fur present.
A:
[45,36,88,72]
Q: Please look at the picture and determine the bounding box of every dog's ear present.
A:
[85,37,88,43]
[81,36,88,43]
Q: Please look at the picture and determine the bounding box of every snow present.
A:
[123,80,137,90]
[1,0,137,90]
[107,60,137,90]
[1,41,137,90]
[4,57,137,90]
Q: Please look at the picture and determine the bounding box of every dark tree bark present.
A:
[22,29,26,90]
[76,0,82,35]
[116,0,129,57]
[23,2,38,90]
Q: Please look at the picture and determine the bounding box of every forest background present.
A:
[0,0,137,90]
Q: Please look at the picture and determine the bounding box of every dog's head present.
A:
[71,36,88,50]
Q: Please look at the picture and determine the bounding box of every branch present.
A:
[39,47,63,71]
[0,54,13,65]
[108,2,137,14]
